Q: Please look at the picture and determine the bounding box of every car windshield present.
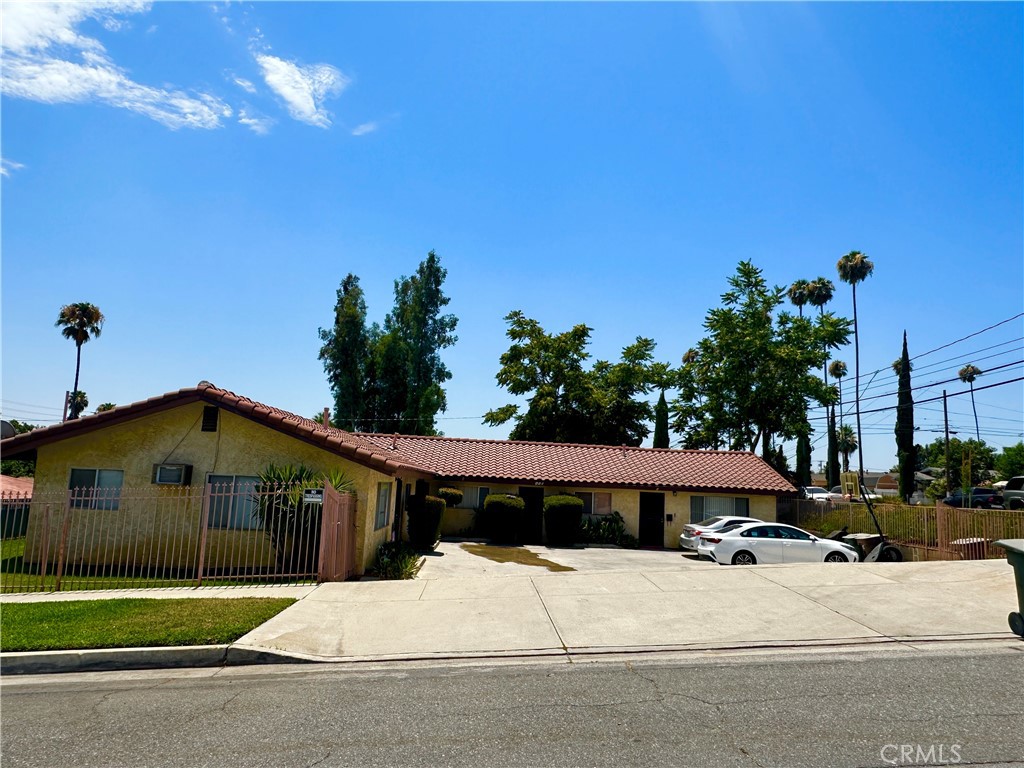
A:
[717,523,746,534]
[698,517,725,526]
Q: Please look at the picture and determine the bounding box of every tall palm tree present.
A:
[787,279,810,317]
[836,251,874,483]
[958,364,983,441]
[55,302,105,420]
[829,360,847,427]
[836,424,858,472]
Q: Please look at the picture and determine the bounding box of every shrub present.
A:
[437,487,464,507]
[374,541,423,580]
[578,511,639,548]
[408,495,445,551]
[483,494,525,544]
[543,494,584,546]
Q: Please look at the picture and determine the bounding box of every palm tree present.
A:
[836,424,858,472]
[68,391,89,420]
[958,364,983,440]
[55,303,105,420]
[829,360,847,427]
[787,279,810,317]
[836,251,874,483]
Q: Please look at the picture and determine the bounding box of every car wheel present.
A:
[824,552,847,563]
[1010,499,1023,511]
[732,551,756,566]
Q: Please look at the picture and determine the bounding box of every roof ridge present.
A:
[357,431,755,455]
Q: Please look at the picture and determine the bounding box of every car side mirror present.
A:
[810,536,818,542]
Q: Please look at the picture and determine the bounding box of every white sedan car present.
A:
[700,522,861,565]
[679,516,763,552]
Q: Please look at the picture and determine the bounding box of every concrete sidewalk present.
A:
[2,542,1020,673]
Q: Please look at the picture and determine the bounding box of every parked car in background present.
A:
[827,486,849,502]
[1001,477,1024,510]
[802,487,832,504]
[700,522,861,565]
[679,516,763,552]
[941,487,1004,509]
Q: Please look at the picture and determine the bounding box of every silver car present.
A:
[679,516,763,552]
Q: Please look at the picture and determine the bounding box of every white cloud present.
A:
[234,76,257,94]
[238,109,273,135]
[351,121,378,137]
[1,1,231,130]
[1,158,26,178]
[255,54,347,128]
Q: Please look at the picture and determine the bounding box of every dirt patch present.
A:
[460,543,576,572]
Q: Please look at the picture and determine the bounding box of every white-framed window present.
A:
[68,468,124,510]
[456,486,491,509]
[375,482,392,530]
[689,496,750,524]
[575,491,612,516]
[208,474,259,530]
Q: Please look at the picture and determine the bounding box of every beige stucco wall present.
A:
[27,403,406,575]
[431,481,778,547]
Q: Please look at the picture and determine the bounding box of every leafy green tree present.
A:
[894,332,916,501]
[386,251,458,435]
[95,403,116,413]
[318,274,369,430]
[995,442,1024,480]
[918,437,996,489]
[55,302,104,420]
[958,364,983,441]
[837,423,858,472]
[836,251,873,482]
[1,420,39,477]
[484,312,666,445]
[670,261,850,457]
[653,391,670,449]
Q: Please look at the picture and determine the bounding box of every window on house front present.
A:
[689,496,750,524]
[375,482,392,530]
[575,491,612,516]
[208,475,259,530]
[456,486,491,509]
[68,469,124,510]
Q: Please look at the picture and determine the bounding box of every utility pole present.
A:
[943,390,950,491]
[62,390,70,422]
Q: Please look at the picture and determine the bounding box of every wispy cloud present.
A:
[234,76,257,94]
[255,54,348,128]
[1,158,26,178]
[238,109,273,135]
[351,121,378,137]
[1,1,231,130]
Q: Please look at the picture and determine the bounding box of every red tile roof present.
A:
[0,383,794,494]
[356,433,793,494]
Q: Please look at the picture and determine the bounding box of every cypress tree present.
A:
[895,331,916,501]
[795,431,812,487]
[653,390,670,449]
[827,406,841,489]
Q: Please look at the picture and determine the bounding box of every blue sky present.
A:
[2,1,1022,475]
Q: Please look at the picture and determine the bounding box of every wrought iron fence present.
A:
[778,498,1024,560]
[0,482,353,594]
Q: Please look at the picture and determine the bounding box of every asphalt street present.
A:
[2,644,1022,768]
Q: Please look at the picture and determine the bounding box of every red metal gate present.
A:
[318,484,355,582]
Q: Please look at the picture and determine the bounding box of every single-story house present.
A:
[0,382,794,576]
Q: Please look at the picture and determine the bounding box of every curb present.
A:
[0,644,311,676]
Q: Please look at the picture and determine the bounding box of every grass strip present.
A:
[460,543,575,572]
[0,597,295,652]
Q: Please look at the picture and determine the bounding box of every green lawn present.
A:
[0,597,295,652]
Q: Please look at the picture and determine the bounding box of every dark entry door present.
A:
[638,492,665,548]
[518,486,545,544]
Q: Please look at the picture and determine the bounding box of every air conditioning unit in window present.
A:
[152,464,193,486]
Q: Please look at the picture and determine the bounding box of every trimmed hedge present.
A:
[543,494,584,546]
[483,494,525,544]
[437,487,464,507]
[408,495,446,551]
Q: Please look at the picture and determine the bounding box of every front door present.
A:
[638,492,665,548]
[518,486,545,544]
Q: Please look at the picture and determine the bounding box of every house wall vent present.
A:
[201,406,219,432]
[152,464,193,486]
